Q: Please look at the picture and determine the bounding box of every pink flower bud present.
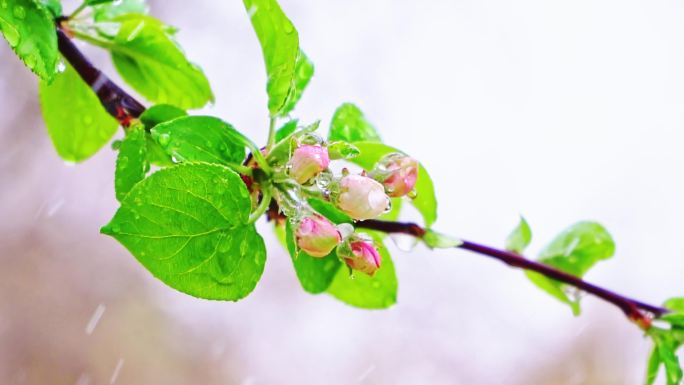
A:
[336,174,390,220]
[374,154,419,197]
[288,145,330,184]
[295,214,341,257]
[338,239,381,276]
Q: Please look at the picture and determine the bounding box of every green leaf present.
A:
[0,0,58,81]
[329,103,381,143]
[243,0,299,116]
[351,141,438,227]
[274,119,298,143]
[526,221,615,314]
[92,0,147,21]
[39,61,119,162]
[650,330,684,385]
[327,234,398,309]
[307,198,352,225]
[281,50,314,115]
[646,346,662,385]
[505,216,532,254]
[39,0,61,18]
[423,229,462,249]
[104,14,213,109]
[151,116,246,165]
[115,125,147,201]
[139,104,187,129]
[101,163,266,300]
[327,141,360,160]
[285,221,341,294]
[666,298,684,313]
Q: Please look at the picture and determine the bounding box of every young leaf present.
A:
[526,221,615,314]
[243,0,299,116]
[327,141,360,160]
[285,221,342,294]
[280,50,314,115]
[327,234,398,309]
[329,103,381,143]
[139,104,187,129]
[39,61,119,162]
[351,141,438,227]
[423,229,462,249]
[0,0,58,81]
[92,0,148,21]
[115,125,148,201]
[275,119,298,143]
[102,14,213,109]
[150,116,246,165]
[646,345,662,385]
[101,163,266,301]
[307,198,353,225]
[505,216,532,254]
[649,329,684,385]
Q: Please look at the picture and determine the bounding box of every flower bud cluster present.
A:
[273,136,419,276]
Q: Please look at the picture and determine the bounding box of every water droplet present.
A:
[390,233,418,252]
[12,5,25,19]
[247,4,258,17]
[83,115,93,125]
[0,1,8,9]
[383,199,393,214]
[119,156,129,168]
[283,21,294,34]
[372,281,381,289]
[56,61,66,73]
[407,189,418,199]
[157,133,171,147]
[111,224,121,232]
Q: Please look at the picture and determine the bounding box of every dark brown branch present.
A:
[356,219,670,327]
[55,26,146,126]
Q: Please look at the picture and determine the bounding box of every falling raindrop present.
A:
[109,358,124,385]
[85,304,106,335]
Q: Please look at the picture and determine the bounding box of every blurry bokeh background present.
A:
[2,0,684,384]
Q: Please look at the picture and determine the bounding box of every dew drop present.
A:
[407,189,418,199]
[390,233,418,252]
[372,281,381,289]
[83,115,93,125]
[119,156,129,168]
[56,61,66,73]
[283,21,294,34]
[383,199,393,214]
[157,133,171,147]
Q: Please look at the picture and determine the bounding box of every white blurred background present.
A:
[1,0,684,384]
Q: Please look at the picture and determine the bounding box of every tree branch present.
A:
[52,17,671,330]
[356,219,670,327]
[55,24,146,126]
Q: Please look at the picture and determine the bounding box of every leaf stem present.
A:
[355,219,670,326]
[68,2,88,20]
[267,117,276,150]
[249,188,272,224]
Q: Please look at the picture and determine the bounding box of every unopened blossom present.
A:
[335,174,390,220]
[373,153,419,197]
[338,238,381,276]
[295,214,341,257]
[288,144,330,184]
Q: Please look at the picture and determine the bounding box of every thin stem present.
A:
[249,188,272,224]
[68,2,88,20]
[267,117,276,151]
[224,162,253,176]
[355,219,670,326]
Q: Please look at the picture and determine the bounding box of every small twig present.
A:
[356,219,670,326]
[55,26,146,126]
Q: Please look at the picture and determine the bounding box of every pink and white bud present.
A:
[288,144,330,184]
[373,154,419,197]
[295,214,341,257]
[338,238,381,276]
[336,174,390,220]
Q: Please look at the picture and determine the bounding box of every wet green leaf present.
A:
[244,0,299,116]
[102,163,266,300]
[39,61,118,162]
[505,216,532,254]
[151,116,246,165]
[281,49,314,115]
[329,103,381,143]
[1,0,58,81]
[115,124,148,201]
